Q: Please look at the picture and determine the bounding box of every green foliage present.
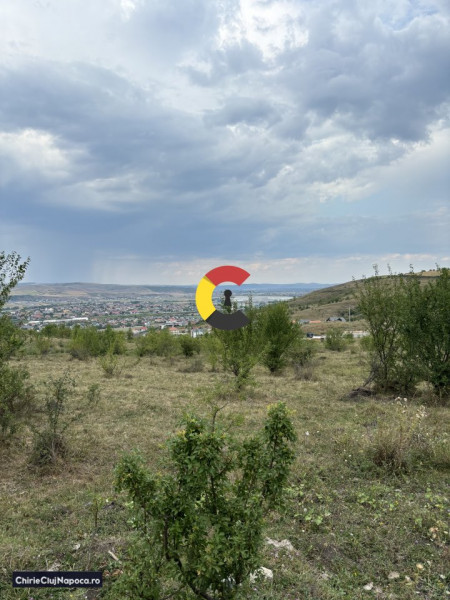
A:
[287,335,316,379]
[0,252,33,441]
[136,329,159,357]
[99,351,121,378]
[356,267,418,394]
[41,323,72,338]
[136,329,180,360]
[30,372,76,466]
[34,332,52,356]
[111,403,296,600]
[0,363,35,439]
[356,266,450,398]
[156,329,180,360]
[0,250,29,309]
[213,300,262,388]
[402,268,450,396]
[201,332,222,372]
[260,303,300,373]
[0,314,25,361]
[179,334,201,357]
[69,325,126,360]
[324,329,347,352]
[359,334,373,352]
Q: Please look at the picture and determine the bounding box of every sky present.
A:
[0,0,449,285]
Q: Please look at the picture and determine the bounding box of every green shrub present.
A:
[359,334,373,352]
[30,373,76,466]
[179,334,200,357]
[136,329,180,359]
[155,329,180,359]
[34,333,52,356]
[0,363,35,439]
[260,303,300,373]
[99,351,121,378]
[213,300,262,389]
[288,337,316,379]
[111,403,296,600]
[41,323,71,338]
[69,325,126,360]
[136,330,159,357]
[0,251,29,310]
[325,329,347,352]
[201,332,222,372]
[0,315,25,361]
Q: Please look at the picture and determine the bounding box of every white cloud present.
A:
[0,128,73,183]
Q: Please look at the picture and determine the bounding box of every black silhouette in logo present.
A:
[224,289,232,307]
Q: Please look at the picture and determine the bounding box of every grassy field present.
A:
[0,343,449,599]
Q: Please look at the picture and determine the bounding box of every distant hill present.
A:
[11,281,331,301]
[288,269,442,322]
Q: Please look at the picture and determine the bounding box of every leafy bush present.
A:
[201,332,222,372]
[34,333,52,356]
[179,334,200,357]
[356,266,450,398]
[288,337,316,379]
[30,373,76,466]
[260,303,300,373]
[69,325,126,360]
[359,334,373,352]
[41,323,71,338]
[213,300,262,389]
[156,329,180,360]
[99,351,121,378]
[136,329,180,360]
[0,314,25,361]
[355,267,418,394]
[136,330,159,357]
[0,363,35,439]
[0,251,29,309]
[111,402,296,600]
[404,268,450,397]
[325,329,347,352]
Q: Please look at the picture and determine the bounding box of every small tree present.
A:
[213,299,262,389]
[0,251,30,310]
[355,266,415,393]
[111,402,296,600]
[260,303,300,373]
[0,314,25,361]
[0,251,34,440]
[0,363,35,439]
[402,268,450,397]
[30,373,76,465]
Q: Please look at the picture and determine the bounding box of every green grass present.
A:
[0,346,448,599]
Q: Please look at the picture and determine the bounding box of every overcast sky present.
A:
[0,0,449,285]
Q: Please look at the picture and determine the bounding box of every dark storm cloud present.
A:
[274,1,450,142]
[0,0,449,283]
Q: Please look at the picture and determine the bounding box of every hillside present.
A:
[288,270,442,323]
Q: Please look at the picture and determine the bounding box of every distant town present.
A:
[6,283,314,337]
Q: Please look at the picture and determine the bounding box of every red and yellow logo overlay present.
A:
[196,266,250,331]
